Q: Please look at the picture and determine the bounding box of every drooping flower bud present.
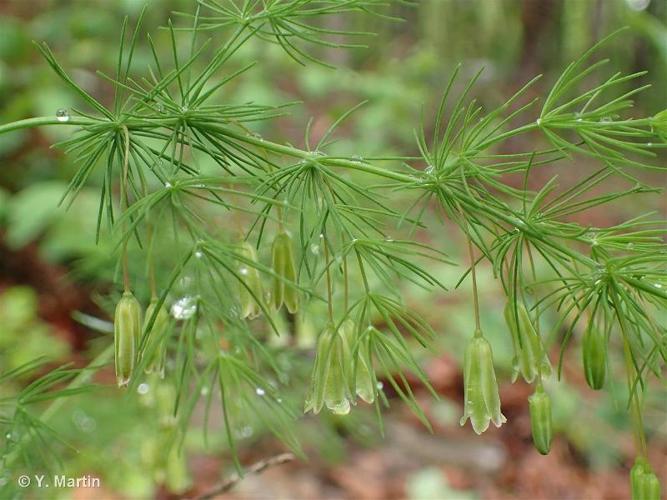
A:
[460,330,507,434]
[236,241,264,319]
[504,302,551,383]
[528,384,553,455]
[271,231,299,314]
[324,337,352,415]
[142,299,170,377]
[582,323,607,390]
[631,457,661,500]
[339,319,376,404]
[114,291,142,387]
[354,328,377,404]
[305,324,353,415]
[650,109,667,141]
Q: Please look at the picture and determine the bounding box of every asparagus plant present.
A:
[0,1,664,497]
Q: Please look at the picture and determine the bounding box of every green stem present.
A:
[121,125,131,292]
[466,234,482,332]
[0,116,93,135]
[322,234,334,323]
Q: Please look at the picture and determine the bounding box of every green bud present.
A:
[528,385,553,455]
[504,302,551,383]
[142,299,170,377]
[271,231,299,314]
[460,331,506,434]
[651,109,667,141]
[582,323,607,390]
[236,241,264,319]
[114,291,142,387]
[165,445,191,494]
[631,457,661,500]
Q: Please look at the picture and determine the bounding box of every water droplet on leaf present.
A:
[171,296,197,319]
[56,108,70,122]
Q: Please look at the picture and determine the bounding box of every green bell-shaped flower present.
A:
[504,302,552,383]
[305,324,353,415]
[114,291,142,387]
[142,299,170,377]
[528,384,553,455]
[236,241,264,319]
[631,457,661,500]
[460,330,507,434]
[340,319,376,404]
[354,331,376,404]
[271,230,299,314]
[582,323,607,390]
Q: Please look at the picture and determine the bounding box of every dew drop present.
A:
[56,108,70,122]
[237,425,253,438]
[171,296,197,320]
[165,182,173,189]
[654,283,663,289]
[376,381,384,390]
[239,266,249,276]
[425,165,434,175]
[328,399,351,415]
[195,250,203,259]
[626,0,651,12]
[536,118,542,126]
[137,383,150,395]
[73,409,97,433]
[255,387,266,396]
[310,244,320,255]
[200,386,210,396]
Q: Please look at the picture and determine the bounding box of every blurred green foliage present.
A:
[0,287,69,375]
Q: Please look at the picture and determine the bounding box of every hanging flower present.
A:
[528,384,553,455]
[305,324,353,415]
[460,330,507,434]
[504,302,551,383]
[142,298,170,377]
[631,457,661,500]
[582,323,607,390]
[271,230,299,314]
[236,241,264,319]
[650,109,667,141]
[353,327,376,405]
[114,291,142,387]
